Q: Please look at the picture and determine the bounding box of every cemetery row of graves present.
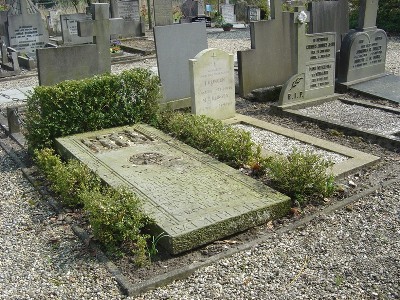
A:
[0,0,399,294]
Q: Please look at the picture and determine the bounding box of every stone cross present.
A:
[358,0,379,30]
[78,3,133,74]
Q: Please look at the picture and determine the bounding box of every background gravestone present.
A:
[181,0,204,17]
[110,0,140,21]
[190,48,235,120]
[338,0,387,84]
[247,6,260,22]
[153,0,173,26]
[237,0,297,96]
[37,3,138,85]
[60,14,93,45]
[278,8,337,107]
[154,22,207,108]
[308,0,349,52]
[221,3,235,24]
[6,0,49,55]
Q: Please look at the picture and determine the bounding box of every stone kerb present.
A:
[190,48,235,120]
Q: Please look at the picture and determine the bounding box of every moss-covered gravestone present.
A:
[56,124,290,254]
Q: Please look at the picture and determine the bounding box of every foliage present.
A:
[81,186,151,265]
[34,148,99,207]
[263,149,335,204]
[222,22,234,28]
[147,232,169,259]
[34,148,151,265]
[349,0,400,33]
[25,68,160,152]
[158,111,256,168]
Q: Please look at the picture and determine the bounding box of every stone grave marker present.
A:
[110,0,140,21]
[247,6,260,22]
[56,124,290,254]
[60,14,93,45]
[221,2,235,24]
[189,48,235,120]
[278,7,337,108]
[6,0,49,55]
[238,0,297,96]
[154,22,207,108]
[336,0,400,103]
[308,0,349,51]
[153,0,173,26]
[181,0,204,17]
[110,0,145,37]
[37,3,138,85]
[338,0,387,85]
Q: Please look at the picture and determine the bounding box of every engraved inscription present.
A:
[117,0,140,21]
[350,32,386,70]
[305,62,335,90]
[9,25,45,51]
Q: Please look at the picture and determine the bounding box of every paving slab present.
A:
[349,74,400,103]
[0,88,28,103]
[55,124,291,254]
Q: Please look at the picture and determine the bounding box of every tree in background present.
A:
[349,0,400,33]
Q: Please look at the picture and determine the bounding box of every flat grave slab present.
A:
[349,74,400,104]
[56,124,291,254]
[0,87,33,103]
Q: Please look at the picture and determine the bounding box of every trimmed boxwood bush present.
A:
[25,68,160,151]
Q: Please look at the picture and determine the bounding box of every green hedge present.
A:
[25,68,160,151]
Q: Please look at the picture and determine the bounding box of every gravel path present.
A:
[0,29,399,300]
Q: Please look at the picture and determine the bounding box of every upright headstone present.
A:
[278,7,337,107]
[181,0,203,17]
[37,3,138,85]
[110,0,140,21]
[247,6,260,22]
[6,0,49,55]
[110,0,145,37]
[190,48,235,120]
[338,0,387,84]
[238,0,297,96]
[47,9,62,36]
[154,23,207,107]
[153,0,173,26]
[60,14,93,45]
[221,3,235,24]
[308,0,349,53]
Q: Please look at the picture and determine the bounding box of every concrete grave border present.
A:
[222,114,380,179]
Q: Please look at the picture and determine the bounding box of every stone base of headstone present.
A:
[337,74,400,104]
[274,93,340,110]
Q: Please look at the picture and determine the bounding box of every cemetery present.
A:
[0,0,399,298]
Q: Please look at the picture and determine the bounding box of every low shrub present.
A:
[34,148,99,207]
[159,111,256,168]
[80,186,151,265]
[25,68,160,151]
[34,148,151,265]
[264,149,335,204]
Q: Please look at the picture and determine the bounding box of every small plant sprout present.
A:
[147,232,169,258]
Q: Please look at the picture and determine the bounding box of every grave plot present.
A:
[223,114,379,178]
[277,98,400,150]
[56,124,291,255]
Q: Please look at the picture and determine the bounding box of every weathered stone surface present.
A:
[56,124,290,254]
[221,4,235,24]
[153,0,173,26]
[190,48,235,120]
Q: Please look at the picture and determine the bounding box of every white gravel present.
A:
[233,123,348,163]
[298,100,400,137]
